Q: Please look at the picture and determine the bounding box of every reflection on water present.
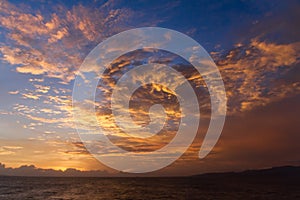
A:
[0,176,299,200]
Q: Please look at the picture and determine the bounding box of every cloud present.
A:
[198,95,300,172]
[8,90,19,95]
[0,0,135,83]
[0,149,15,155]
[1,0,299,172]
[22,93,40,100]
[33,84,51,94]
[0,1,172,152]
[216,39,300,113]
[0,146,23,155]
[18,38,297,156]
[2,146,23,150]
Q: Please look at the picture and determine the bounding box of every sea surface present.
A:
[0,176,299,200]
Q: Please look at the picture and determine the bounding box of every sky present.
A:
[0,0,299,176]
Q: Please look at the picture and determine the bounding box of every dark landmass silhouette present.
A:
[193,165,300,179]
[0,163,113,177]
[1,164,299,199]
[1,162,300,179]
[191,165,300,187]
[187,166,300,199]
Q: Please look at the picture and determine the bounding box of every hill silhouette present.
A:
[1,162,300,179]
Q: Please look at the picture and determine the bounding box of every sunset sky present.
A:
[0,0,299,176]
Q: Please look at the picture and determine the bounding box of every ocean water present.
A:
[0,176,299,200]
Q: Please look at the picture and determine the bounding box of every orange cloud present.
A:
[0,139,104,171]
[1,0,299,172]
[8,90,19,95]
[217,40,300,113]
[0,0,134,83]
[22,93,40,100]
